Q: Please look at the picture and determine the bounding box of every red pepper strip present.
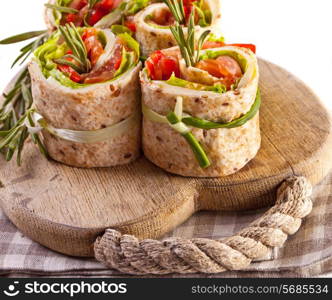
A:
[57,65,82,83]
[228,44,256,54]
[202,41,257,54]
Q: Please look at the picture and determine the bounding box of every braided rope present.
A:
[94,176,313,275]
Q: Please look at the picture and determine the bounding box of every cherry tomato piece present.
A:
[88,9,106,26]
[66,13,78,24]
[146,51,180,80]
[124,20,137,33]
[69,0,88,10]
[97,0,114,11]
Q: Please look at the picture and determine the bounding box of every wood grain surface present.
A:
[0,59,331,257]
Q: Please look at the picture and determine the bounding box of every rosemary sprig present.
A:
[44,3,79,14]
[12,34,49,68]
[0,30,48,68]
[163,0,186,24]
[0,30,49,164]
[169,11,210,67]
[58,23,91,73]
[0,30,47,45]
[0,67,48,165]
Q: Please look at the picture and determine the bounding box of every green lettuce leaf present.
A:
[207,33,225,43]
[111,25,133,35]
[125,0,150,15]
[49,69,88,89]
[118,33,140,58]
[34,32,66,77]
[114,47,136,78]
[166,74,226,94]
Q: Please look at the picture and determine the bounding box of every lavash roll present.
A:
[141,46,260,177]
[134,1,222,57]
[44,0,154,31]
[29,56,142,168]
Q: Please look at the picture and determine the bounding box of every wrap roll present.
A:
[45,0,153,31]
[141,46,260,177]
[134,1,222,56]
[29,27,142,168]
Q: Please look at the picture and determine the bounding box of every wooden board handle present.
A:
[94,176,313,275]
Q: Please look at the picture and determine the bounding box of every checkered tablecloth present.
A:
[0,173,331,278]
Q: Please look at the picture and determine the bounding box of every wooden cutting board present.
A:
[1,59,332,257]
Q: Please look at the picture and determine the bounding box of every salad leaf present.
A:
[49,69,88,89]
[207,33,225,43]
[125,0,150,15]
[111,25,133,35]
[34,32,67,77]
[166,74,227,93]
[118,33,140,58]
[114,48,135,78]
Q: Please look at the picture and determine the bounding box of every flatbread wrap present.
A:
[141,45,260,177]
[44,0,153,32]
[29,25,142,168]
[134,0,222,56]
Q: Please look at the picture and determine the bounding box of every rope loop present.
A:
[94,176,312,275]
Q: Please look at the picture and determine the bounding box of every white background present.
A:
[0,0,331,109]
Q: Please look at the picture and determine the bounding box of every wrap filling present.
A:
[34,25,140,88]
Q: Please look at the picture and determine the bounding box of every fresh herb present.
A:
[0,67,48,165]
[44,3,79,14]
[58,23,91,73]
[0,30,49,68]
[169,11,210,67]
[0,30,47,45]
[0,28,50,164]
[163,0,186,24]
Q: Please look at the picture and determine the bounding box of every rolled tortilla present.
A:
[29,29,142,168]
[44,0,152,31]
[45,0,125,31]
[134,1,222,57]
[141,46,260,177]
